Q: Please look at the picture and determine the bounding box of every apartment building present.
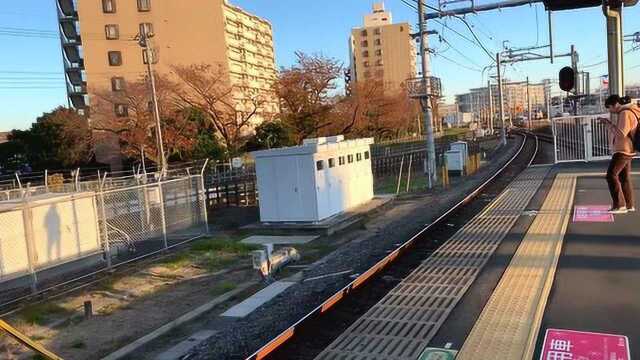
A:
[55,0,278,166]
[348,3,416,93]
[456,81,546,119]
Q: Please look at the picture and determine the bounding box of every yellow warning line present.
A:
[456,174,576,360]
[0,319,63,360]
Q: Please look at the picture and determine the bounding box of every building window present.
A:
[347,154,354,163]
[316,160,324,171]
[139,22,154,36]
[375,38,381,46]
[364,61,370,67]
[108,51,122,66]
[362,50,369,58]
[361,40,368,47]
[142,49,158,64]
[364,151,370,160]
[357,153,363,161]
[111,76,125,91]
[105,24,119,40]
[114,104,128,117]
[137,0,151,12]
[361,30,367,37]
[374,28,381,35]
[328,158,335,168]
[376,59,384,66]
[375,49,383,56]
[400,26,404,32]
[339,156,345,166]
[102,0,116,13]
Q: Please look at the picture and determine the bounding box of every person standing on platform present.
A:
[604,95,640,214]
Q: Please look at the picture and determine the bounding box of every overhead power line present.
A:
[416,0,496,62]
[432,51,483,72]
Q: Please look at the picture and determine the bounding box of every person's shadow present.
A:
[45,205,62,263]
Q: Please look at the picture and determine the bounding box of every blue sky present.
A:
[1,0,640,131]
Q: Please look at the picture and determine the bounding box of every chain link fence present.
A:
[0,175,208,308]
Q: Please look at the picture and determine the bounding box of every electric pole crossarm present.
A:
[426,0,543,19]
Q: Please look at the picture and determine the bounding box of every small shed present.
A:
[251,136,375,223]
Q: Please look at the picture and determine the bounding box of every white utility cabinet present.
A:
[450,141,469,163]
[445,150,465,174]
[252,136,375,223]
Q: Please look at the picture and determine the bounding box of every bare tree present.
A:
[276,52,342,143]
[170,63,268,156]
[91,74,197,163]
[330,81,419,141]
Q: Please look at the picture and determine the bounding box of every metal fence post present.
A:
[98,174,112,269]
[21,195,38,293]
[157,181,169,249]
[199,161,210,235]
[198,176,210,235]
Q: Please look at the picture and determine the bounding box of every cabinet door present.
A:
[274,158,305,221]
[313,157,331,220]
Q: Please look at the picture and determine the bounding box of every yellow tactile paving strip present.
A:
[314,167,550,360]
[456,174,576,360]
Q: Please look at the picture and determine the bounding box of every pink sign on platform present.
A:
[573,205,614,223]
[540,329,631,360]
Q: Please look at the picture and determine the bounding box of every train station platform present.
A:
[315,161,638,360]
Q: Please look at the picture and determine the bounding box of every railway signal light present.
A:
[559,67,575,92]
[543,0,637,10]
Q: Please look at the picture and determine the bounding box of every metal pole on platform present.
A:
[488,80,494,134]
[603,3,625,97]
[527,77,532,129]
[497,53,507,145]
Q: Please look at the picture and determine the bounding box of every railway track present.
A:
[247,134,543,360]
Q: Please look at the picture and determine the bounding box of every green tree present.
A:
[245,121,295,152]
[6,107,93,170]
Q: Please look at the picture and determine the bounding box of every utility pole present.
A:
[418,0,437,187]
[527,77,532,129]
[138,31,167,173]
[488,80,494,135]
[496,53,507,145]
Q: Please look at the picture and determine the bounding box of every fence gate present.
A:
[552,114,610,163]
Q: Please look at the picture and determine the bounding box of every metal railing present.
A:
[552,114,611,163]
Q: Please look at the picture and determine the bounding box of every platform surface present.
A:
[315,162,640,360]
[436,165,640,360]
[314,167,549,360]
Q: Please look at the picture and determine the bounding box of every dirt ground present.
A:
[0,217,363,360]
[0,233,263,359]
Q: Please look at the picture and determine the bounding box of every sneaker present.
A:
[628,207,636,212]
[609,207,628,214]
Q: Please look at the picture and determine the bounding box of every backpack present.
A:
[625,110,640,151]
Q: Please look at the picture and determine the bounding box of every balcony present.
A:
[65,68,84,86]
[59,18,80,40]
[57,0,78,18]
[62,43,82,63]
[69,94,87,109]
[407,76,442,98]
